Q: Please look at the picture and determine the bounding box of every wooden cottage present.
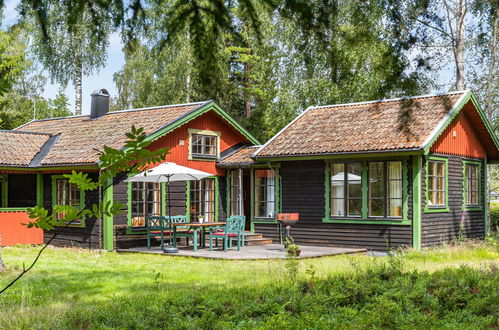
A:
[0,89,497,251]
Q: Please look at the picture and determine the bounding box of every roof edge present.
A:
[254,148,422,160]
[0,129,52,136]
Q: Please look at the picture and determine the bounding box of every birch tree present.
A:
[22,2,111,115]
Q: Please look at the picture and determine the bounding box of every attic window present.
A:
[188,129,220,160]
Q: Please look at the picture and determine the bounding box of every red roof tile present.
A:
[15,102,208,165]
[0,131,51,166]
[255,92,466,158]
[218,146,260,166]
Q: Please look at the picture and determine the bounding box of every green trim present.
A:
[361,161,368,218]
[214,176,219,222]
[226,172,231,216]
[103,177,114,251]
[185,181,191,221]
[250,168,254,232]
[36,173,43,207]
[461,160,483,211]
[161,182,167,217]
[0,165,99,171]
[323,160,410,225]
[424,156,450,213]
[412,155,422,250]
[256,150,420,162]
[423,91,499,154]
[0,174,7,208]
[145,102,260,145]
[484,156,489,236]
[0,207,28,212]
[402,160,409,221]
[51,174,86,228]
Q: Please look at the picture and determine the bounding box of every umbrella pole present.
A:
[164,175,179,253]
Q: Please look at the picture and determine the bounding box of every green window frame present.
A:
[251,167,280,224]
[129,182,163,229]
[0,174,7,208]
[462,160,482,211]
[323,159,410,225]
[51,175,86,227]
[424,156,449,213]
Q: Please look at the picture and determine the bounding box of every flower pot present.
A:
[287,249,301,257]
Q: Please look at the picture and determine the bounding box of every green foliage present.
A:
[0,30,25,96]
[490,207,499,230]
[26,125,168,231]
[0,245,497,328]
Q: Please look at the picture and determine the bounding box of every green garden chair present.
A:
[146,216,168,249]
[209,216,245,251]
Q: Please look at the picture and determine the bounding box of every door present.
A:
[229,169,251,230]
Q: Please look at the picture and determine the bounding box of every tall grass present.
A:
[0,241,497,328]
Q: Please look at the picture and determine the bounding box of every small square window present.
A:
[190,133,218,159]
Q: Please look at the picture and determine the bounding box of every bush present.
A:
[490,207,499,231]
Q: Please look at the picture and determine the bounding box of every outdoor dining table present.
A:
[171,222,225,251]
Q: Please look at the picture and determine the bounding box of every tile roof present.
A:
[255,92,467,158]
[0,130,52,166]
[218,146,260,167]
[14,101,209,166]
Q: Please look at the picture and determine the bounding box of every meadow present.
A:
[0,240,497,329]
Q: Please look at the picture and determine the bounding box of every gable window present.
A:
[368,161,403,218]
[130,182,161,228]
[52,177,84,225]
[426,157,448,210]
[190,178,215,222]
[463,161,480,208]
[330,163,362,217]
[188,129,220,160]
[254,169,275,219]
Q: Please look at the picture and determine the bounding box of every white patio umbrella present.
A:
[125,162,213,253]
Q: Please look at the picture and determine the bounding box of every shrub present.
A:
[490,207,499,231]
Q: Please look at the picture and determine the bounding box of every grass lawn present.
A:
[0,241,498,329]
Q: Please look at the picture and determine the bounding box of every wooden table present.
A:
[171,222,225,251]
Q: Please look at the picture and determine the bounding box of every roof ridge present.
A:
[14,100,212,126]
[0,129,52,136]
[310,90,469,110]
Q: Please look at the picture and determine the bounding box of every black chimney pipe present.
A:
[90,88,110,119]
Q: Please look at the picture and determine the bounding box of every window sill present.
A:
[462,206,483,212]
[423,206,450,213]
[57,221,86,228]
[322,217,411,225]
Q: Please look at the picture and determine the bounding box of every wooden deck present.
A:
[117,244,366,260]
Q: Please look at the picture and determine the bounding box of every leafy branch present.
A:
[0,125,169,294]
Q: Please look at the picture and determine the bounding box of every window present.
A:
[0,174,7,208]
[427,158,447,208]
[191,134,217,158]
[330,163,362,217]
[53,178,83,224]
[230,170,242,216]
[464,162,480,207]
[130,182,161,228]
[254,169,275,219]
[190,178,215,222]
[368,161,403,218]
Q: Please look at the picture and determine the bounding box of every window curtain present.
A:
[266,174,275,218]
[388,162,402,217]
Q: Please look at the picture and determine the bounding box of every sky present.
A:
[1,0,125,115]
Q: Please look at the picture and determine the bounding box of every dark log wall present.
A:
[43,173,101,249]
[254,160,413,251]
[7,174,37,207]
[421,154,485,246]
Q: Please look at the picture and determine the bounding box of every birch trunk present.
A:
[454,0,466,90]
[0,233,5,270]
[74,58,83,115]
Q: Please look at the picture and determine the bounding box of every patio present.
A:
[117,244,366,260]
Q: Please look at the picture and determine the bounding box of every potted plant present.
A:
[285,236,301,257]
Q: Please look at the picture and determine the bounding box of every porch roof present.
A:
[217,146,261,167]
[254,91,468,158]
[0,130,52,166]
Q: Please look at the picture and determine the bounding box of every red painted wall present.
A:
[147,110,250,176]
[0,211,43,246]
[431,111,486,159]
